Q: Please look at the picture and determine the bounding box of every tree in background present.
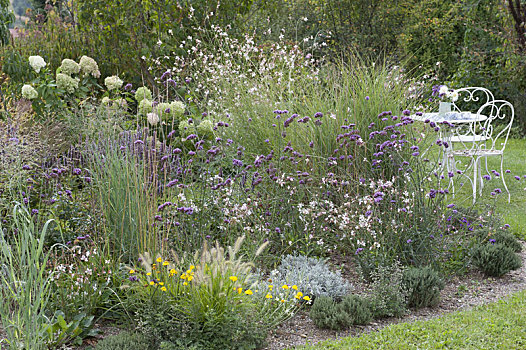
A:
[507,0,526,51]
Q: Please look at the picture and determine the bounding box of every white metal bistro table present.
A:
[411,111,488,191]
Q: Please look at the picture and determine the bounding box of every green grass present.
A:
[296,290,526,349]
[457,138,526,239]
[487,138,526,238]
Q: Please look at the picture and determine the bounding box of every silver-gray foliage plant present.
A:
[272,255,351,299]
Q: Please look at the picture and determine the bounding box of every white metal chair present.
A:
[449,87,496,145]
[450,100,514,203]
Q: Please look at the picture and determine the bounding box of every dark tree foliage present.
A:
[507,0,526,51]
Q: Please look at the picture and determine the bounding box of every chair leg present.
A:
[500,155,510,203]
[473,157,478,205]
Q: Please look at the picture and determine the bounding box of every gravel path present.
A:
[264,241,526,350]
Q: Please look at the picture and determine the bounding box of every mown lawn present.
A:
[464,138,526,239]
[295,290,526,349]
[424,137,526,238]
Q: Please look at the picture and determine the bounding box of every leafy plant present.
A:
[92,331,153,350]
[338,294,373,325]
[273,255,351,300]
[472,243,522,277]
[0,0,14,46]
[369,262,408,318]
[41,310,99,348]
[0,205,55,350]
[487,230,522,253]
[403,266,444,309]
[309,296,351,330]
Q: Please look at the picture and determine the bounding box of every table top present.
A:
[411,112,487,124]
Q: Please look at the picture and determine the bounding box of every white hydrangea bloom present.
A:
[101,96,111,106]
[135,86,152,102]
[147,112,160,126]
[169,100,185,118]
[138,99,153,116]
[197,119,214,135]
[28,55,46,73]
[56,73,79,93]
[21,84,38,100]
[104,75,123,91]
[79,56,101,78]
[60,58,80,75]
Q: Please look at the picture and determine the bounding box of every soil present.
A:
[263,241,526,349]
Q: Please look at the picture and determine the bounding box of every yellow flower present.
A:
[156,257,162,263]
[169,269,177,276]
[129,269,135,274]
[295,292,303,299]
[292,285,298,290]
[282,284,289,289]
[245,289,253,295]
[180,274,187,280]
[189,265,195,270]
[159,282,164,286]
[265,293,272,299]
[146,272,152,276]
[268,285,273,290]
[281,299,285,303]
[187,275,194,282]
[161,286,167,292]
[229,276,238,282]
[149,281,155,286]
[183,282,188,286]
[237,287,242,294]
[163,261,169,266]
[303,296,311,301]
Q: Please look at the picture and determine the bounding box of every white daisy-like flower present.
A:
[449,90,459,102]
[439,85,449,96]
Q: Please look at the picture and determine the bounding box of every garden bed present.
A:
[265,241,526,349]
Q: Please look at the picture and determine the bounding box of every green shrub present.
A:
[309,296,351,330]
[93,331,153,350]
[472,243,522,277]
[489,231,522,253]
[369,262,408,318]
[338,295,373,325]
[403,266,444,309]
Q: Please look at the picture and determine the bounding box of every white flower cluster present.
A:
[60,58,80,75]
[21,84,38,100]
[56,73,79,94]
[104,75,123,91]
[147,112,160,126]
[134,86,185,124]
[135,87,152,102]
[28,55,46,73]
[79,55,101,78]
